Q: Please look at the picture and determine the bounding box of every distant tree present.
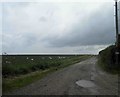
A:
[2,52,7,55]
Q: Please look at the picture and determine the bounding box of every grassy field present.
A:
[2,55,92,93]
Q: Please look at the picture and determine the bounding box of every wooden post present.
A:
[115,0,119,65]
[115,0,118,42]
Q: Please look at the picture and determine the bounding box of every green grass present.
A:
[2,55,92,93]
[3,55,63,76]
[97,59,120,74]
[3,68,54,93]
[98,45,120,74]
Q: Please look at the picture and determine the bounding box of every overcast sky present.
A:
[1,0,119,54]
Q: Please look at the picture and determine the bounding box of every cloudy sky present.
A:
[1,0,119,54]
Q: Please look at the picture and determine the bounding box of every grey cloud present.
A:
[2,2,116,54]
[74,45,109,54]
[2,33,38,53]
[46,4,115,47]
[22,33,38,46]
[39,16,47,22]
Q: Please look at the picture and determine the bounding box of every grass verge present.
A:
[97,59,120,75]
[98,45,120,75]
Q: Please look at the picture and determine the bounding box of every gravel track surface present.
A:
[4,57,118,95]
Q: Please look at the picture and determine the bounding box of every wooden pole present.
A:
[115,0,119,65]
[115,0,118,41]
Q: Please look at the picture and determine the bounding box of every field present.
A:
[2,55,92,92]
[3,55,66,77]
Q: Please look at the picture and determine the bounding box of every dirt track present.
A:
[4,57,118,95]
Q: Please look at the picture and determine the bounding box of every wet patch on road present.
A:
[76,80,96,88]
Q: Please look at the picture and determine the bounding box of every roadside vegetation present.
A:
[2,55,92,93]
[98,45,120,74]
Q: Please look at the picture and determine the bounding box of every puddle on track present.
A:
[76,80,95,88]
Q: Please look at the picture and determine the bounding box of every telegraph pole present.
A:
[115,0,119,65]
[115,0,119,38]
